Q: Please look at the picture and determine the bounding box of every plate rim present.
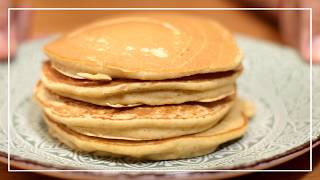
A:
[1,34,319,178]
[0,137,319,180]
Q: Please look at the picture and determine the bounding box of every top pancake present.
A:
[44,15,243,80]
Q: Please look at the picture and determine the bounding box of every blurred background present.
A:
[1,1,320,180]
[1,0,319,62]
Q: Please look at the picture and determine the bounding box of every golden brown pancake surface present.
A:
[44,98,251,160]
[34,81,235,140]
[35,14,254,161]
[44,15,242,80]
[41,61,239,107]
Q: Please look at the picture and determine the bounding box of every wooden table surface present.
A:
[2,0,319,179]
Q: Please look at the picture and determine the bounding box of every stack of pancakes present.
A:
[34,15,254,160]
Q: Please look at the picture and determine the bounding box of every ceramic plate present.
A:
[0,35,319,176]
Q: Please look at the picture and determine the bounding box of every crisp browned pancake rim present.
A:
[34,81,237,121]
[42,61,243,87]
[44,113,247,146]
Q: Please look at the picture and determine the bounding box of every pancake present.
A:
[44,98,252,160]
[34,82,235,140]
[44,15,242,80]
[41,61,239,107]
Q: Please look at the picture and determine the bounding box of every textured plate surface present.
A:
[0,35,319,171]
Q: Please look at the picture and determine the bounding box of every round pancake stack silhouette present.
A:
[33,15,254,160]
